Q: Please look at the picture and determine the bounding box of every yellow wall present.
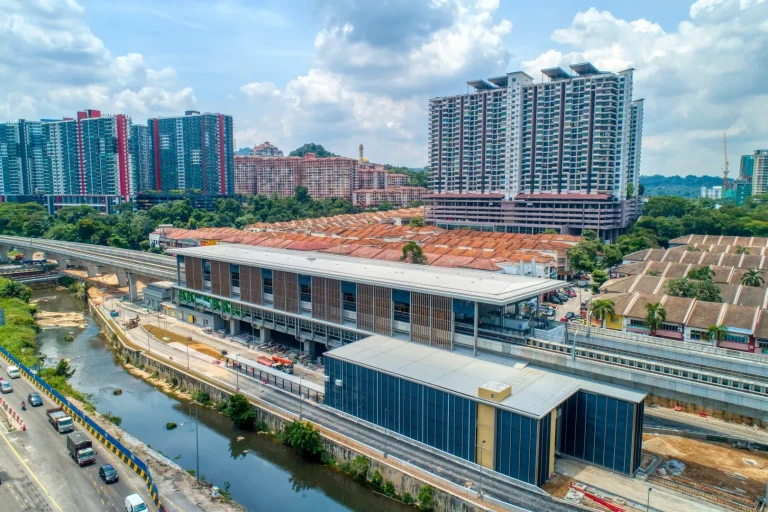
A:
[605,314,624,331]
[548,412,557,479]
[475,403,495,470]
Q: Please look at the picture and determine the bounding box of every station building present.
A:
[324,336,646,486]
[169,244,564,354]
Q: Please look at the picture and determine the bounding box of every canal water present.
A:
[33,289,411,512]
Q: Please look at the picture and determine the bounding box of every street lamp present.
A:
[479,440,486,500]
[647,487,652,512]
[298,376,303,421]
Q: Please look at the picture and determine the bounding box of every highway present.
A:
[0,365,154,511]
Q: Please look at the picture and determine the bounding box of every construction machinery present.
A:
[272,356,295,375]
[125,316,139,329]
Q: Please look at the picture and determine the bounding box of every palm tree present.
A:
[707,324,728,344]
[590,299,615,328]
[645,302,667,336]
[741,269,765,287]
[734,245,750,255]
[400,241,428,265]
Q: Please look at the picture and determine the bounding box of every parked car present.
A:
[27,392,43,407]
[566,289,577,297]
[1,381,13,393]
[549,296,562,304]
[99,464,119,484]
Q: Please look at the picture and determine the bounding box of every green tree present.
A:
[280,420,324,460]
[707,324,728,343]
[590,299,615,328]
[409,216,425,228]
[293,186,311,204]
[0,278,32,302]
[687,266,713,280]
[377,201,395,212]
[742,269,765,287]
[591,269,609,289]
[645,302,667,336]
[226,393,256,430]
[601,245,624,268]
[582,229,598,241]
[643,196,692,218]
[626,183,634,199]
[638,183,645,196]
[695,279,722,302]
[288,143,338,158]
[734,245,750,255]
[54,359,76,378]
[400,241,428,265]
[542,228,559,235]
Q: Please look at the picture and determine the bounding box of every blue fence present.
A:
[0,346,162,509]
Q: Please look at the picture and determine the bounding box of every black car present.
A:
[27,392,43,407]
[99,464,118,484]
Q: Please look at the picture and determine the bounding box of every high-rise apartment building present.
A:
[740,154,754,179]
[233,153,359,200]
[752,150,768,196]
[148,111,234,194]
[42,118,80,195]
[0,120,49,195]
[0,122,23,195]
[78,110,134,196]
[427,63,643,240]
[131,124,152,192]
[701,186,723,200]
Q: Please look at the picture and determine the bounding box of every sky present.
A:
[1,0,767,177]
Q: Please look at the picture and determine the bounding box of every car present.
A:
[564,312,576,320]
[99,464,119,484]
[6,366,20,379]
[1,381,12,393]
[566,290,577,297]
[549,296,561,304]
[27,392,43,407]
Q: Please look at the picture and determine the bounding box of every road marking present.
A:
[0,423,63,512]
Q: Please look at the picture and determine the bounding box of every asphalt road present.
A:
[0,367,154,512]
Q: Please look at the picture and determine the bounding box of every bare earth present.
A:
[643,434,768,499]
[34,310,88,329]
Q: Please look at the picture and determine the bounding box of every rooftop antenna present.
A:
[723,132,729,192]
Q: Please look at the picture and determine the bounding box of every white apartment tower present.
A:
[752,150,768,196]
[427,63,643,240]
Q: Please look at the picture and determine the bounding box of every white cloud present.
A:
[523,1,768,176]
[238,0,512,165]
[240,82,281,99]
[0,0,195,122]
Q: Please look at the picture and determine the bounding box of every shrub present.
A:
[226,393,256,430]
[166,422,178,430]
[193,391,212,406]
[402,493,414,505]
[371,469,382,487]
[279,420,324,461]
[418,485,434,511]
[383,481,396,497]
[103,412,122,426]
[169,376,179,387]
[349,455,369,480]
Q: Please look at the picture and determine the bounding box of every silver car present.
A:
[0,381,13,393]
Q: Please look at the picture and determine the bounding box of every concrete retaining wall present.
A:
[90,302,497,512]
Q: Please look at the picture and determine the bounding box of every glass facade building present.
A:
[324,336,645,488]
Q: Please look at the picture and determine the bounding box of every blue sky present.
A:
[2,0,767,176]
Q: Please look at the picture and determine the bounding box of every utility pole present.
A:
[479,439,486,500]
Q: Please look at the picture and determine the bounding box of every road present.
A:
[0,367,155,511]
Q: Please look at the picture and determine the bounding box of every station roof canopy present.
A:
[326,336,646,419]
[173,244,562,305]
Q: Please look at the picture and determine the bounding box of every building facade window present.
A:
[230,264,240,298]
[724,333,749,343]
[201,259,211,291]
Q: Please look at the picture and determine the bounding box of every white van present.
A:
[6,366,20,379]
[124,494,147,512]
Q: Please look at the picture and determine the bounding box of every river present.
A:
[32,288,411,512]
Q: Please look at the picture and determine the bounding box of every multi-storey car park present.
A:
[167,243,646,489]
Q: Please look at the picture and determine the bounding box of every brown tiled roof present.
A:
[659,295,694,324]
[626,293,660,319]
[722,304,759,331]
[736,286,768,308]
[600,276,638,294]
[686,302,725,329]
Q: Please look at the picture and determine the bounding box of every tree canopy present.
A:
[288,143,338,158]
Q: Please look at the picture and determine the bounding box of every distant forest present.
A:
[640,174,726,198]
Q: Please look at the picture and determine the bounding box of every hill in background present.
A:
[289,143,338,158]
[640,174,727,198]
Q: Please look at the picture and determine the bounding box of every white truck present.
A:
[125,494,148,512]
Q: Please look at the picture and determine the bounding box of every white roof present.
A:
[327,336,645,419]
[173,244,561,305]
